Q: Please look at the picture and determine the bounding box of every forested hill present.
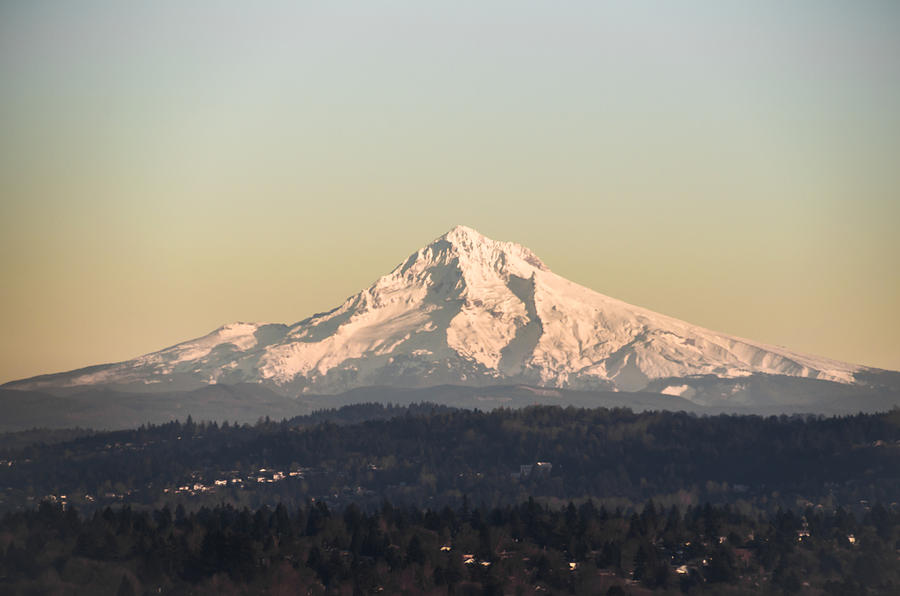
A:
[1,405,899,515]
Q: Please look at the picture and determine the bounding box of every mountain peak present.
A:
[4,227,871,403]
[440,225,496,249]
[430,225,548,274]
[442,224,482,241]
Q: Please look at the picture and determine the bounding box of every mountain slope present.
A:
[3,226,880,405]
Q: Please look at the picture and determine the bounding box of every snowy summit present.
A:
[5,226,872,405]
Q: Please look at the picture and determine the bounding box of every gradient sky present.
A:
[1,1,899,383]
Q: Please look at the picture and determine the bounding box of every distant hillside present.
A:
[2,405,899,515]
[2,379,898,432]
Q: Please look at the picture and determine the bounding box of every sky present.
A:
[1,1,898,383]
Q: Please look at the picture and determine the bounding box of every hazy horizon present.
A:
[2,1,899,383]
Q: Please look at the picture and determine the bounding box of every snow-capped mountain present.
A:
[4,226,881,405]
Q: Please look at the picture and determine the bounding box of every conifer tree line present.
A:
[2,404,900,593]
[2,497,899,594]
